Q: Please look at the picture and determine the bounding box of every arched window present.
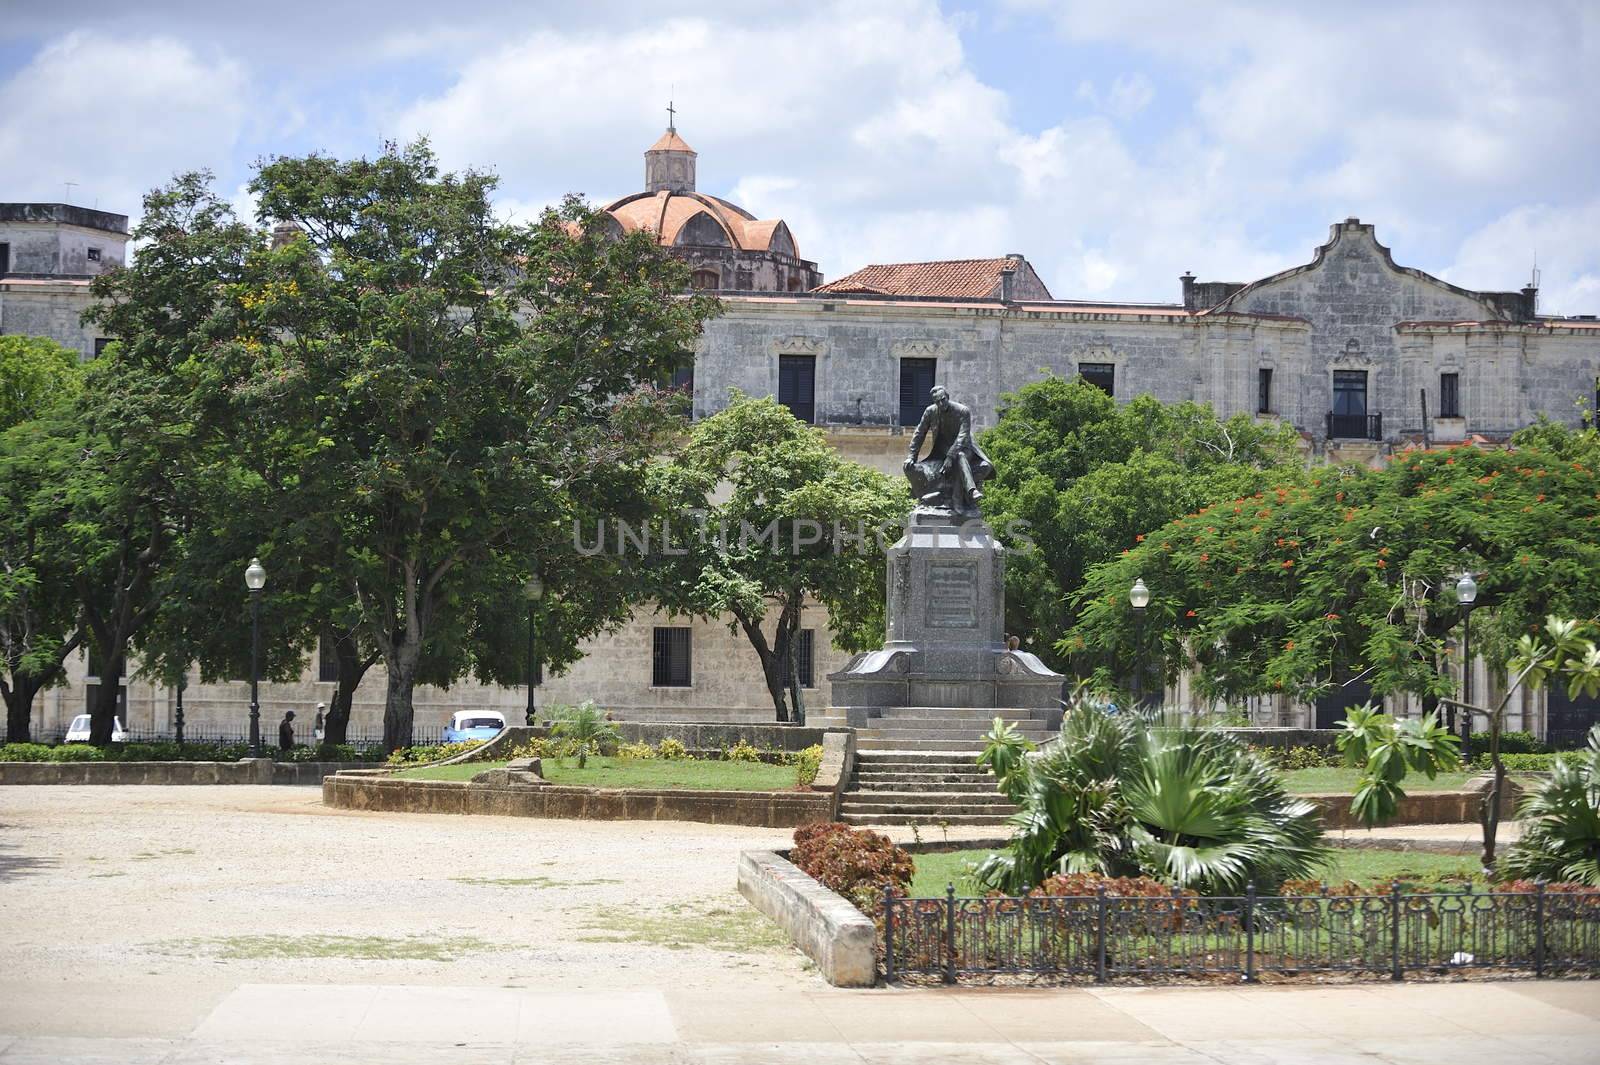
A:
[787,275,804,292]
[691,269,719,291]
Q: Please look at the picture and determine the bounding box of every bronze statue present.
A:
[904,385,994,515]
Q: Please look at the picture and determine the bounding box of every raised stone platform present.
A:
[827,513,1064,711]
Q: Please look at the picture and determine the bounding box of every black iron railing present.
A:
[1327,412,1383,440]
[881,883,1600,983]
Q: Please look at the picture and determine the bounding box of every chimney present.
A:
[999,266,1016,304]
[1520,283,1539,321]
[1181,271,1196,311]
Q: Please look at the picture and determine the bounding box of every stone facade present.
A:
[0,203,129,360]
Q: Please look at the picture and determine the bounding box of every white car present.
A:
[64,714,127,743]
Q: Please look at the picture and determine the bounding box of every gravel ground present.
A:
[0,785,814,1036]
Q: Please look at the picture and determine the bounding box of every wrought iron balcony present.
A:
[1327,411,1383,441]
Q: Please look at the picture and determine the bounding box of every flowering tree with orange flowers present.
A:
[1063,420,1600,713]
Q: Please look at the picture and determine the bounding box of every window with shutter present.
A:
[898,358,937,427]
[778,355,815,423]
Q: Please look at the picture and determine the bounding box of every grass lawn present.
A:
[396,756,797,791]
[908,846,1485,898]
[910,849,991,897]
[1283,767,1472,793]
[1316,847,1483,885]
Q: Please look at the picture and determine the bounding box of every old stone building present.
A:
[0,203,128,359]
[9,136,1600,742]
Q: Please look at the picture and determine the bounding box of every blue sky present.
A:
[2,0,1597,312]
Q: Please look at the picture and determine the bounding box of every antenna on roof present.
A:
[1529,249,1540,290]
[63,180,78,203]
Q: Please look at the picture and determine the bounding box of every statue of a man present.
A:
[903,385,994,514]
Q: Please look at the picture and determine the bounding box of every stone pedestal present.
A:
[827,512,1064,716]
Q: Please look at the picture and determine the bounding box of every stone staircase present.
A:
[811,707,1055,827]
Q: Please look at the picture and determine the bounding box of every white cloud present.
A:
[1075,73,1154,120]
[6,1,1594,317]
[0,32,250,215]
[1444,200,1600,318]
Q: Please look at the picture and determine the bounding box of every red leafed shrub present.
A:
[1500,880,1600,909]
[1027,873,1193,899]
[1280,879,1370,897]
[1020,873,1198,933]
[790,822,913,908]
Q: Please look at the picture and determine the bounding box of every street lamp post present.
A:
[1456,572,1478,759]
[524,575,544,726]
[1129,577,1150,709]
[245,557,267,757]
[174,673,186,747]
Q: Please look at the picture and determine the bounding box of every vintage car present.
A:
[440,710,507,745]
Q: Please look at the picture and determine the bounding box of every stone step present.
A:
[852,716,1053,732]
[855,777,997,792]
[854,751,984,766]
[856,739,993,752]
[851,725,1036,741]
[841,806,1016,821]
[841,791,1014,807]
[841,812,1015,827]
[870,706,1045,720]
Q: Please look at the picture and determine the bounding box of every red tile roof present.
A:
[815,258,1044,299]
[647,130,695,154]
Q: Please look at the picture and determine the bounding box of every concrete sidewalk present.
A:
[3,980,1597,1063]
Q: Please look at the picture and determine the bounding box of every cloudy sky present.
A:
[3,0,1597,312]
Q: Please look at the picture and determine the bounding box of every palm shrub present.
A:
[975,708,1327,896]
[1337,704,1462,826]
[1499,725,1600,887]
[547,701,621,769]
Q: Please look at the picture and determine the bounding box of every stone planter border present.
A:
[322,772,834,827]
[737,849,876,987]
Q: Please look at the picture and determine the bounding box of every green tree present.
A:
[1065,428,1600,713]
[0,410,88,741]
[216,142,714,749]
[646,395,909,721]
[0,336,81,432]
[978,377,1304,669]
[0,341,84,741]
[79,172,260,744]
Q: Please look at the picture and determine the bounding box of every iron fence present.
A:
[881,883,1600,983]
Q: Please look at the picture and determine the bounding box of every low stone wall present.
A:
[1308,782,1518,830]
[461,723,838,764]
[737,849,876,987]
[0,758,377,786]
[809,732,854,820]
[1218,728,1342,751]
[322,773,832,828]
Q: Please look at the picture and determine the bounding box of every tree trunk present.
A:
[325,629,375,746]
[4,677,42,743]
[735,603,794,723]
[1479,719,1507,873]
[381,645,420,753]
[89,645,125,744]
[761,652,790,724]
